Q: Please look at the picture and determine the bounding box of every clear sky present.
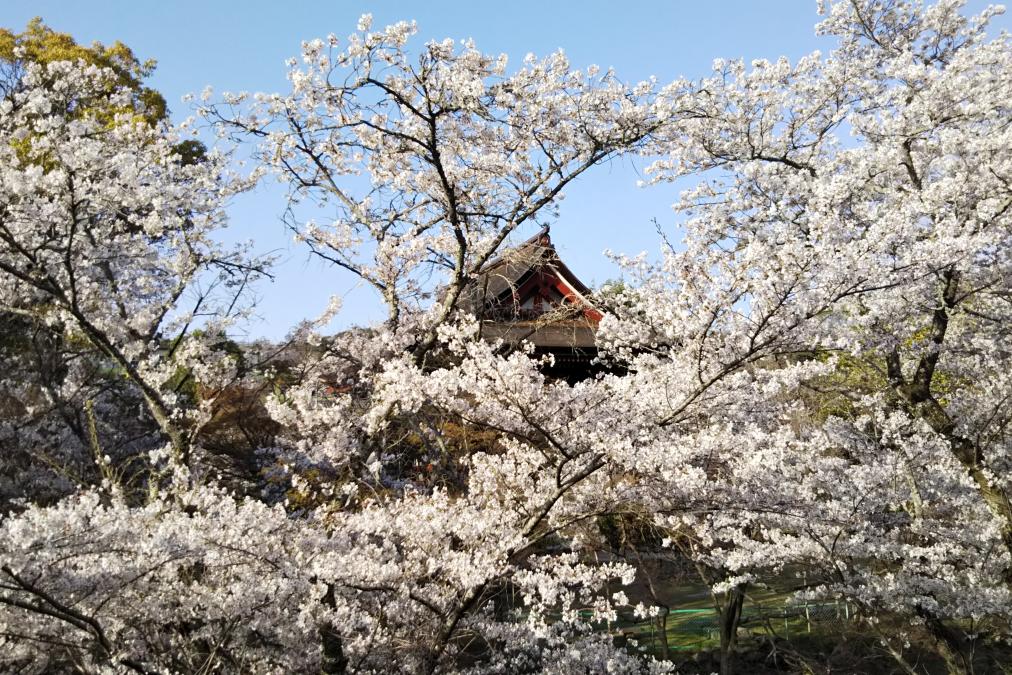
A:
[3,1,1009,339]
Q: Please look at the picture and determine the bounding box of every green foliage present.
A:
[0,17,166,125]
[0,18,206,165]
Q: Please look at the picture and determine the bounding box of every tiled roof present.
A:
[462,226,600,349]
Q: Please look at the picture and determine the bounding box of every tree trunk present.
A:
[921,613,970,675]
[319,622,348,674]
[876,631,920,675]
[718,584,746,675]
[656,609,670,661]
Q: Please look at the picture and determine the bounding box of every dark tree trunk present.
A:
[320,622,348,674]
[921,612,970,675]
[718,584,746,675]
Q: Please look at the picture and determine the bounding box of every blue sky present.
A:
[4,1,1009,339]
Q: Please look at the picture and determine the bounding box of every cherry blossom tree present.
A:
[0,25,205,509]
[599,0,1012,671]
[1,1,1010,673]
[0,60,278,670]
[0,58,268,472]
[205,17,673,672]
[0,22,671,674]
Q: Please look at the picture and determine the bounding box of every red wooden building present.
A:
[461,226,602,381]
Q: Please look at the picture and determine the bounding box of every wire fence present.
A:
[612,599,859,654]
